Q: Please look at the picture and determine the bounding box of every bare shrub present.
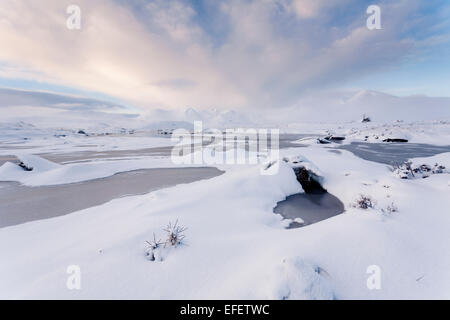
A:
[352,195,375,209]
[145,220,187,262]
[164,219,187,247]
[392,161,414,179]
[145,233,163,261]
[383,202,398,215]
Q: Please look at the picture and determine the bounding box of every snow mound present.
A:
[16,154,61,172]
[268,258,335,300]
[393,152,450,179]
[0,162,24,178]
[411,152,450,168]
[0,155,62,184]
[282,154,323,176]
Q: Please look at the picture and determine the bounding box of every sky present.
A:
[0,0,449,111]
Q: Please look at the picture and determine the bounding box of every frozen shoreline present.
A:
[1,138,449,229]
[339,142,450,165]
[0,167,223,228]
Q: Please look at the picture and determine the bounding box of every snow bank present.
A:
[267,258,335,300]
[410,152,450,168]
[0,154,199,186]
[17,154,61,171]
[392,152,450,179]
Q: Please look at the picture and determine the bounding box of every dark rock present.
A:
[318,135,345,144]
[77,130,87,135]
[330,136,345,141]
[324,135,346,142]
[383,138,408,143]
[293,167,326,194]
[317,138,331,144]
[18,162,33,171]
[362,115,371,123]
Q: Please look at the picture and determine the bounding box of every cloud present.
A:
[0,0,245,109]
[0,87,127,111]
[0,88,140,129]
[0,0,447,110]
[289,0,343,19]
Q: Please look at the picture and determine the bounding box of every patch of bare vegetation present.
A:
[381,202,399,216]
[145,220,187,262]
[163,220,187,247]
[393,161,447,179]
[351,195,375,209]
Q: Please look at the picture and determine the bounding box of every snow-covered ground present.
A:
[0,122,177,155]
[1,88,449,149]
[1,137,449,299]
[1,89,450,299]
[290,121,450,146]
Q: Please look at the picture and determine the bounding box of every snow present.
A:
[2,88,450,135]
[17,154,61,171]
[410,152,450,168]
[1,88,450,299]
[289,121,450,146]
[1,144,450,299]
[392,152,450,179]
[0,122,176,155]
[0,136,279,186]
[344,121,450,145]
[269,90,450,123]
[0,154,202,186]
[0,162,302,299]
[267,258,335,300]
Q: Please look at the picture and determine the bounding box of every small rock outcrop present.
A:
[325,136,345,142]
[362,114,371,123]
[383,138,408,143]
[293,167,327,194]
[18,161,33,171]
[317,138,331,144]
[317,135,346,144]
[283,156,326,194]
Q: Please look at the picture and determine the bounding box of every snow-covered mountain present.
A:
[0,88,142,131]
[184,108,255,128]
[273,90,450,123]
[1,87,449,132]
[178,90,450,127]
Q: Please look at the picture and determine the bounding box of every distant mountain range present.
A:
[1,87,449,130]
[278,90,450,123]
